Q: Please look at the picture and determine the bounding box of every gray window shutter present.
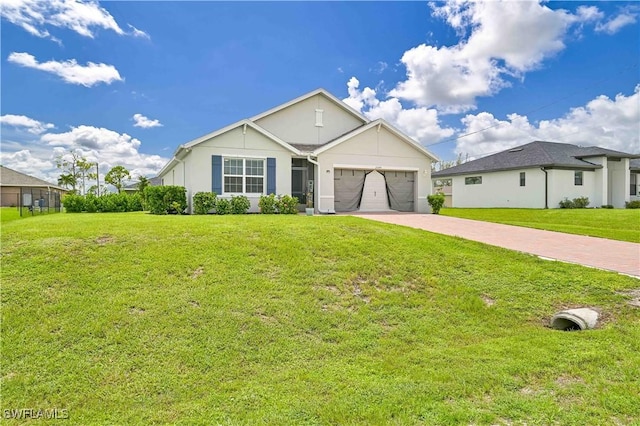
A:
[212,155,222,194]
[267,157,276,195]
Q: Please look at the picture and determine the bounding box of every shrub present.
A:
[84,194,99,213]
[277,195,299,214]
[427,192,445,214]
[559,198,575,209]
[62,193,85,213]
[193,192,217,214]
[145,186,187,215]
[600,204,614,209]
[98,193,128,212]
[231,195,250,214]
[259,194,277,214]
[626,200,640,209]
[559,197,590,209]
[573,197,590,208]
[215,198,232,215]
[127,193,144,212]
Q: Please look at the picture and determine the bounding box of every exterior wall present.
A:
[316,126,432,213]
[0,186,20,207]
[608,158,629,208]
[547,169,596,208]
[589,156,607,206]
[183,126,293,212]
[450,168,546,208]
[254,94,364,146]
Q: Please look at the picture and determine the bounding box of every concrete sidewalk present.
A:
[355,213,640,277]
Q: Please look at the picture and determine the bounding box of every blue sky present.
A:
[1,0,639,184]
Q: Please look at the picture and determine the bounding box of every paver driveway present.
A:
[355,213,640,277]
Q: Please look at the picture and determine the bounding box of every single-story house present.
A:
[431,141,640,209]
[123,176,162,194]
[0,165,67,210]
[158,88,438,213]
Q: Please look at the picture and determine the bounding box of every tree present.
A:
[77,158,96,195]
[432,152,469,172]
[56,151,82,193]
[104,166,131,193]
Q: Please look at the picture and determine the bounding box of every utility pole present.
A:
[96,163,100,196]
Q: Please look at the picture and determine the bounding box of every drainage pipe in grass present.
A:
[551,308,599,331]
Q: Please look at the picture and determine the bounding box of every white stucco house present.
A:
[432,141,640,209]
[158,89,438,214]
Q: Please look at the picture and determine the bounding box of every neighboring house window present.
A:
[223,158,264,194]
[465,176,482,185]
[574,171,583,186]
[520,172,526,187]
[631,174,638,196]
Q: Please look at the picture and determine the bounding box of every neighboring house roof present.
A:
[123,176,162,190]
[250,88,369,124]
[0,165,67,190]
[432,141,640,177]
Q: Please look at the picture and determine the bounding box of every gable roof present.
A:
[123,176,162,190]
[312,119,439,161]
[0,165,66,190]
[250,88,369,124]
[432,141,640,177]
[159,119,302,177]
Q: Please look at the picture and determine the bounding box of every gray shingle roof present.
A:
[432,141,640,177]
[124,176,162,190]
[0,165,65,189]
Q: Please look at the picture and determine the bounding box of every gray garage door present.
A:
[333,169,415,212]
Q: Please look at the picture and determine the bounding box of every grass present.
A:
[2,212,639,424]
[0,207,61,225]
[440,208,640,243]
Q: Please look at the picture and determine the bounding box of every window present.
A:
[574,171,583,186]
[520,172,526,187]
[223,158,264,194]
[631,174,638,196]
[465,176,482,185]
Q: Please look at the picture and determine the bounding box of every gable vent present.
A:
[509,148,523,153]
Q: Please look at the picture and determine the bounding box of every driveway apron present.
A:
[354,213,640,277]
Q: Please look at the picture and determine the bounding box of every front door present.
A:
[291,158,313,208]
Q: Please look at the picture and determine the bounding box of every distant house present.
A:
[0,165,67,210]
[159,88,438,214]
[431,141,640,209]
[122,177,162,194]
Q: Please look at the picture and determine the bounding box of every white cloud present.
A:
[128,24,150,39]
[455,85,640,158]
[386,0,602,113]
[132,113,162,129]
[0,114,55,134]
[370,61,388,74]
[7,52,123,87]
[40,125,168,179]
[343,77,454,145]
[595,10,638,34]
[0,0,143,41]
[0,149,58,183]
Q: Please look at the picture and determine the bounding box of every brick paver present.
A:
[355,213,640,277]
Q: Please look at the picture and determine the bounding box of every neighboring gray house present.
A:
[432,141,640,209]
[123,176,162,194]
[0,165,67,211]
[159,88,439,213]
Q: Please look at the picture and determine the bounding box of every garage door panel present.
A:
[334,169,366,212]
[384,171,415,212]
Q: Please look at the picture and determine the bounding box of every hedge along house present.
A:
[431,141,640,209]
[158,89,438,214]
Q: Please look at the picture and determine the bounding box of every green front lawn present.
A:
[2,213,639,424]
[440,208,640,243]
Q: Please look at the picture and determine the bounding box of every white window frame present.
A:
[223,157,266,195]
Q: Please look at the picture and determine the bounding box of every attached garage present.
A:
[333,168,415,212]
